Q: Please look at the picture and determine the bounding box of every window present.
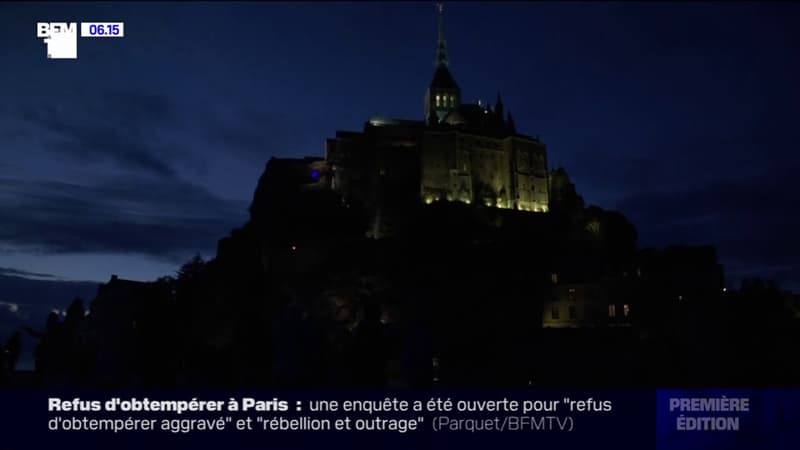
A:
[449,95,455,107]
[623,304,630,317]
[551,307,560,320]
[435,94,441,107]
[551,273,558,284]
[568,288,575,301]
[608,304,616,318]
[568,306,576,320]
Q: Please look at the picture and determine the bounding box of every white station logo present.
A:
[37,22,77,59]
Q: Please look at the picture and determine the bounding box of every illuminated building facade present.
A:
[324,5,550,237]
[541,278,633,329]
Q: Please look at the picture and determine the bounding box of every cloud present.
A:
[15,90,183,177]
[1,88,268,266]
[0,267,60,280]
[0,175,248,262]
[0,301,20,314]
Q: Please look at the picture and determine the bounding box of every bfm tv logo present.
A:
[37,22,77,59]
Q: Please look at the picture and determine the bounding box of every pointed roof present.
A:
[429,3,459,90]
[507,110,516,134]
[494,92,504,117]
[430,65,459,90]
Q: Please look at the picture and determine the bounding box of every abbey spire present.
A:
[425,3,461,124]
[436,2,448,67]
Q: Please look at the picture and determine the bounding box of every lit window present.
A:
[608,304,616,318]
[551,273,558,284]
[436,94,440,106]
[450,95,455,107]
[551,307,560,320]
[623,304,630,317]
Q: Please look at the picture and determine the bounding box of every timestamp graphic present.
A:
[81,22,125,38]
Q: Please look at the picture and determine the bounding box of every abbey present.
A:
[324,5,549,237]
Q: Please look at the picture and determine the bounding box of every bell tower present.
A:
[424,3,460,124]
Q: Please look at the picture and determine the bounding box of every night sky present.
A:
[1,1,799,340]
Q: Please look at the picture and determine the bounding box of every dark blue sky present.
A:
[1,1,799,295]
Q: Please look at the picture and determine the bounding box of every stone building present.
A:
[542,276,633,329]
[324,5,550,237]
